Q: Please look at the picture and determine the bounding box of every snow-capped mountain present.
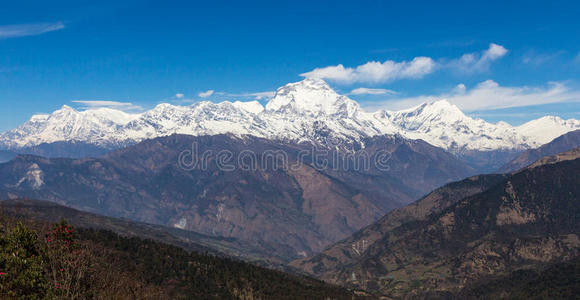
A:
[1,78,578,153]
[376,101,532,151]
[515,116,580,145]
[0,106,139,149]
[265,78,359,117]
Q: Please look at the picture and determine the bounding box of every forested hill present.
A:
[0,214,367,299]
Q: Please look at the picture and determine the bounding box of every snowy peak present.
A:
[517,116,580,145]
[232,100,264,114]
[0,105,141,148]
[383,99,472,136]
[372,99,561,151]
[265,78,359,116]
[142,103,185,119]
[80,108,140,125]
[42,105,138,126]
[29,114,50,122]
[51,105,79,118]
[419,99,463,115]
[394,100,466,120]
[59,104,76,111]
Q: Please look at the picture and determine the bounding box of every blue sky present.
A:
[1,0,580,131]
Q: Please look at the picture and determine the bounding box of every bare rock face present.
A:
[293,148,580,298]
[0,133,474,261]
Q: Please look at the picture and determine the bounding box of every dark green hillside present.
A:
[0,198,288,264]
[0,215,366,299]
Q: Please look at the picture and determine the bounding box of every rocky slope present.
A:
[293,148,580,298]
[0,133,474,261]
[290,173,508,277]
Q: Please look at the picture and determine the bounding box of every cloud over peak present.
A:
[367,80,579,112]
[71,100,143,112]
[349,87,397,95]
[300,43,508,84]
[300,56,435,84]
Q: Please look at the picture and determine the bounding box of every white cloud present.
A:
[0,22,65,39]
[300,56,436,84]
[484,43,509,60]
[453,83,467,94]
[365,80,580,112]
[349,87,398,95]
[175,93,184,99]
[71,100,143,111]
[447,43,508,73]
[198,90,215,98]
[300,43,508,84]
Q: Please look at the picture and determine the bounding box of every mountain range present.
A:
[1,79,578,171]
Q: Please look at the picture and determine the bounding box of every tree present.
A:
[0,222,48,299]
[44,219,91,299]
